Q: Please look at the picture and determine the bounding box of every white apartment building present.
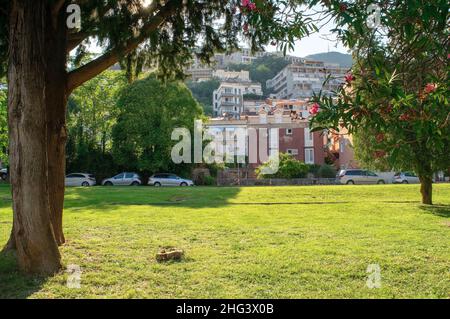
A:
[266,60,347,99]
[185,48,270,82]
[213,80,263,118]
[213,70,250,82]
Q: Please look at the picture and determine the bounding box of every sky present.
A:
[265,23,349,57]
[264,4,349,57]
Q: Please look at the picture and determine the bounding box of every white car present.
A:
[337,169,386,185]
[393,172,420,184]
[102,172,141,186]
[65,173,96,187]
[148,173,194,187]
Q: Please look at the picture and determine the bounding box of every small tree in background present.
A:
[67,70,127,181]
[112,75,203,181]
[257,153,310,179]
[310,0,449,205]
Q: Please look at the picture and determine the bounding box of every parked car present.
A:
[0,168,7,181]
[393,172,420,184]
[337,169,386,185]
[102,172,141,186]
[148,173,194,187]
[65,173,96,187]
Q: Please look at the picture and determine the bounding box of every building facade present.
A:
[206,112,326,170]
[266,59,347,99]
[213,80,263,117]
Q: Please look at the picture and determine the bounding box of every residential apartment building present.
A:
[266,59,347,99]
[185,48,269,82]
[213,70,250,82]
[327,128,359,170]
[242,98,311,118]
[213,80,263,117]
[206,110,326,169]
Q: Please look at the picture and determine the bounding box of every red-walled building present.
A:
[207,107,326,170]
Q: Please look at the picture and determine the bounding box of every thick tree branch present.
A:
[67,2,177,92]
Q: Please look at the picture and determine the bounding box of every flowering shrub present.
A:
[310,0,449,205]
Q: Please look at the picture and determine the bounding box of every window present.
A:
[287,149,298,155]
[304,128,314,147]
[286,128,293,135]
[125,173,134,179]
[367,171,378,177]
[305,148,314,164]
[114,173,124,179]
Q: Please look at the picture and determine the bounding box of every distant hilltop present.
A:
[304,51,353,68]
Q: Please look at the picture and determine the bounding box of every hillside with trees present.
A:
[305,51,353,68]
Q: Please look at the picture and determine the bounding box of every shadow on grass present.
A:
[420,204,450,218]
[62,186,243,210]
[0,250,48,299]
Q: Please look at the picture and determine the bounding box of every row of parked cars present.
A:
[337,169,421,185]
[65,172,195,187]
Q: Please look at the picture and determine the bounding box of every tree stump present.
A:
[156,247,184,262]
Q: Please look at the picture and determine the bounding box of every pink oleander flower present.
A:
[424,83,437,94]
[248,2,257,10]
[309,103,320,115]
[447,53,450,59]
[376,133,385,143]
[345,73,355,84]
[241,0,250,7]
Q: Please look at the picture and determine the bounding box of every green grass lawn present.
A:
[0,184,449,299]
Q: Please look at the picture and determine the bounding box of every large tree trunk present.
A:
[419,175,433,205]
[5,0,66,274]
[45,2,69,246]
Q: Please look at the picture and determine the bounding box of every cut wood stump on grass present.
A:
[156,247,184,262]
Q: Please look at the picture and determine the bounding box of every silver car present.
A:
[65,173,96,187]
[337,169,386,185]
[102,172,141,186]
[393,172,420,184]
[148,173,194,187]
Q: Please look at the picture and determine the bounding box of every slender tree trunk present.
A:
[5,0,65,274]
[419,175,433,205]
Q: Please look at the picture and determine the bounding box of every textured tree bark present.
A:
[6,0,62,274]
[45,1,69,246]
[419,175,433,205]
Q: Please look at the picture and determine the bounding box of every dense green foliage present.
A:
[228,55,289,96]
[186,79,220,116]
[257,153,337,179]
[67,71,127,181]
[256,153,310,179]
[1,184,449,298]
[112,75,203,180]
[317,164,337,178]
[352,129,391,172]
[0,89,7,166]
